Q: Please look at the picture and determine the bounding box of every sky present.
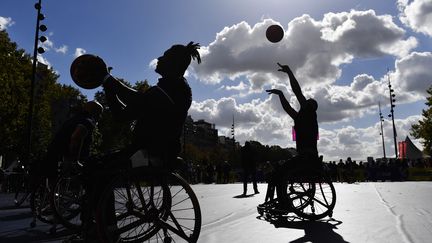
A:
[1,0,431,161]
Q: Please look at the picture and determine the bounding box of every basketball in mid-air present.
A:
[266,25,284,43]
[70,54,107,89]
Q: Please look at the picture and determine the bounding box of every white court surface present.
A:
[193,182,432,243]
[0,182,431,242]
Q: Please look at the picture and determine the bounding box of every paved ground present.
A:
[1,182,432,242]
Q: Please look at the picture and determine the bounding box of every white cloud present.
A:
[393,52,432,96]
[0,16,14,30]
[37,54,51,67]
[224,81,247,91]
[149,58,157,69]
[40,37,54,51]
[192,10,416,88]
[190,90,423,160]
[186,10,427,160]
[398,0,432,37]
[74,48,86,57]
[55,45,68,54]
[323,115,423,160]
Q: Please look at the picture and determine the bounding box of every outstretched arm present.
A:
[103,77,142,121]
[277,63,306,107]
[266,89,297,119]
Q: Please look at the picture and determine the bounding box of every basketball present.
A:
[266,25,284,43]
[70,54,107,89]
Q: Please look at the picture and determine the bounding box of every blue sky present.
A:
[1,0,431,160]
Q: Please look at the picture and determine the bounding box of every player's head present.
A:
[155,42,201,78]
[306,98,318,111]
[83,100,103,120]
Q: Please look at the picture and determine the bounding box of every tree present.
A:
[411,85,432,156]
[0,30,85,165]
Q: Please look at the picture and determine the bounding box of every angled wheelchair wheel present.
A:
[292,177,336,220]
[14,173,31,207]
[51,174,83,230]
[96,172,201,243]
[96,171,171,243]
[30,181,55,225]
[157,173,201,243]
[287,182,315,211]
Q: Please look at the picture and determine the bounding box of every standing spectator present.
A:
[216,161,223,184]
[222,160,231,184]
[337,159,345,182]
[241,141,259,196]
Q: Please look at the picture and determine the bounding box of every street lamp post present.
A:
[231,115,235,152]
[387,70,398,158]
[26,0,47,164]
[378,102,386,159]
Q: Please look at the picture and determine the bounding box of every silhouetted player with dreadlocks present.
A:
[266,63,319,209]
[68,42,201,242]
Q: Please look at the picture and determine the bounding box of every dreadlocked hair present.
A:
[186,41,201,64]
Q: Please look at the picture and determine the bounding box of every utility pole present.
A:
[26,0,48,165]
[387,69,398,158]
[231,115,236,153]
[378,102,386,159]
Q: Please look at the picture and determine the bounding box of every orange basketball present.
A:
[266,25,284,43]
[70,54,107,89]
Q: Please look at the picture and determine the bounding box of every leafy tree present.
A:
[0,30,85,165]
[411,85,432,156]
[0,30,32,161]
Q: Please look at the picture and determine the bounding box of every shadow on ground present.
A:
[258,214,349,243]
[233,193,256,198]
[0,226,74,243]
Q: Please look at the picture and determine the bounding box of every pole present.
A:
[26,0,42,165]
[387,70,398,158]
[379,102,386,159]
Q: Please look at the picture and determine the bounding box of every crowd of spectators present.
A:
[325,157,432,183]
[177,156,432,185]
[2,156,431,190]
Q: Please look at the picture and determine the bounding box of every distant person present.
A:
[42,101,103,186]
[216,161,223,184]
[241,141,259,196]
[263,160,277,202]
[266,63,319,207]
[222,160,231,183]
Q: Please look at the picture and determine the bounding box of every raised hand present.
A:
[277,62,292,74]
[266,89,283,96]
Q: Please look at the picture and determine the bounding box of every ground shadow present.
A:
[0,204,30,210]
[233,193,256,198]
[258,215,349,243]
[0,210,33,221]
[0,226,74,243]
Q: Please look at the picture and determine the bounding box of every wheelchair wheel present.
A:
[14,173,30,207]
[287,182,315,211]
[51,174,83,230]
[30,181,55,224]
[292,178,336,220]
[96,171,171,242]
[158,173,201,243]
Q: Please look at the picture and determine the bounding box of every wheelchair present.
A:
[83,152,202,243]
[257,156,336,221]
[51,151,202,243]
[51,171,84,230]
